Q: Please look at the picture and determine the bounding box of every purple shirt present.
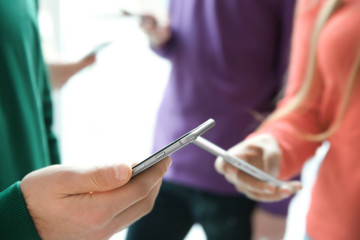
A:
[152,0,296,214]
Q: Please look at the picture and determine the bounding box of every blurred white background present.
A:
[39,0,170,167]
[38,1,325,239]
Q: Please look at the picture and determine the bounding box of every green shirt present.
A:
[0,0,60,238]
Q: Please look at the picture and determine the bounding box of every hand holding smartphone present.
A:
[131,119,215,177]
[193,136,285,186]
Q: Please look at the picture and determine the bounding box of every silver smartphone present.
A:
[131,118,215,177]
[193,136,285,186]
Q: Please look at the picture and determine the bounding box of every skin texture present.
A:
[214,134,302,202]
[20,157,172,240]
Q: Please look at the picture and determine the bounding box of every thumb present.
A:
[77,163,132,193]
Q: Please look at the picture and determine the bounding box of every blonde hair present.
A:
[260,0,360,142]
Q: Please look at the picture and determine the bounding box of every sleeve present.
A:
[260,113,323,180]
[257,42,326,180]
[0,182,41,240]
[261,2,360,180]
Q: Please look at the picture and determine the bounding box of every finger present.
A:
[64,163,132,194]
[225,145,280,194]
[281,181,303,193]
[216,155,270,194]
[229,167,272,194]
[81,181,163,240]
[245,184,300,202]
[241,144,265,169]
[232,183,279,202]
[106,181,162,235]
[218,159,280,195]
[214,157,228,174]
[102,157,171,216]
[247,144,281,176]
[214,157,223,173]
[234,181,302,202]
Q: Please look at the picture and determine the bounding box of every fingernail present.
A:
[115,164,130,181]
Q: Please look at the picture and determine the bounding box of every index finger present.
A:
[216,158,276,195]
[99,157,172,216]
[236,181,302,202]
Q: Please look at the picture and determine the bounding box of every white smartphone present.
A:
[131,119,215,177]
[193,136,285,186]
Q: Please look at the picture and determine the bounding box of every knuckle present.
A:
[143,198,156,214]
[143,189,158,214]
[87,212,108,228]
[248,144,264,154]
[90,167,106,188]
[89,167,114,189]
[133,181,152,200]
[268,151,281,161]
[156,160,168,176]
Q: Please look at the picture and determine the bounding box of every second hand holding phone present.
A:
[193,136,285,186]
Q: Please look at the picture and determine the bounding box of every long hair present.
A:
[259,0,360,142]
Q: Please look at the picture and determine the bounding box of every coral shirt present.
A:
[259,0,360,239]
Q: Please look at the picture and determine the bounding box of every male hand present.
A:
[214,134,301,202]
[20,157,172,240]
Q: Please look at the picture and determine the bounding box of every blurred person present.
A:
[126,1,297,239]
[215,0,360,239]
[0,0,171,238]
